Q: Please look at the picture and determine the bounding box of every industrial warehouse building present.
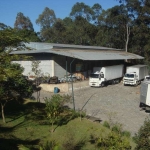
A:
[11,42,144,80]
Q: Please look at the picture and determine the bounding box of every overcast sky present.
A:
[0,0,120,32]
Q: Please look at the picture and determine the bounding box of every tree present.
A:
[0,23,8,30]
[39,28,55,42]
[31,61,41,102]
[16,29,41,42]
[0,27,33,123]
[61,17,76,44]
[70,2,94,22]
[41,18,67,43]
[14,13,40,42]
[96,4,132,49]
[0,62,33,123]
[52,18,66,43]
[14,12,34,31]
[118,0,150,67]
[110,5,131,50]
[36,7,56,30]
[36,7,56,41]
[0,28,25,52]
[31,61,41,78]
[71,16,91,45]
[95,9,116,47]
[133,118,150,150]
[44,94,71,132]
[91,3,103,25]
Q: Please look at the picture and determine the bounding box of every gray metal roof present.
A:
[25,42,122,51]
[10,42,144,60]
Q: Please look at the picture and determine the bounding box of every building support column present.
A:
[66,56,68,77]
[51,57,54,77]
[70,58,75,111]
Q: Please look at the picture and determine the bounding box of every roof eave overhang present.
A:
[10,50,144,60]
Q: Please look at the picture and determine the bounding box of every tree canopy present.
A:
[36,7,56,30]
[70,2,94,22]
[1,1,150,65]
[13,12,40,42]
[0,26,33,123]
[31,1,150,67]
[14,12,34,31]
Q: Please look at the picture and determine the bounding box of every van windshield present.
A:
[90,74,99,78]
[124,74,134,78]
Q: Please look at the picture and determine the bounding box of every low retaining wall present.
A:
[39,80,89,93]
[68,80,89,91]
[39,83,69,93]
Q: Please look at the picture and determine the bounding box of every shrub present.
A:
[39,140,59,150]
[111,123,122,134]
[62,130,86,150]
[133,118,150,150]
[103,121,131,138]
[121,131,131,138]
[18,145,30,150]
[95,131,131,150]
[44,94,71,132]
[103,121,110,129]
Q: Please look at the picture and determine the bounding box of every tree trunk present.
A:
[125,24,130,53]
[1,104,6,123]
[51,122,54,132]
[125,24,130,62]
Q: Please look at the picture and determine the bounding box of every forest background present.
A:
[1,0,150,68]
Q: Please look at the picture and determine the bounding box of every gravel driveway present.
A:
[32,82,150,136]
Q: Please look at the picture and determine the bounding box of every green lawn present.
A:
[0,99,136,150]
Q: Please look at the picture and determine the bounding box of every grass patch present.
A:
[0,99,135,150]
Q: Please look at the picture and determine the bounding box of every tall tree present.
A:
[70,16,92,45]
[16,29,41,42]
[36,7,56,41]
[0,23,8,30]
[52,18,66,43]
[61,17,76,44]
[14,13,40,42]
[122,0,150,65]
[70,2,94,22]
[92,3,103,25]
[0,27,33,123]
[14,12,34,31]
[36,7,56,30]
[96,5,132,49]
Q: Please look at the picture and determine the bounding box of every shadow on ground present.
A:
[0,138,40,150]
[0,97,83,149]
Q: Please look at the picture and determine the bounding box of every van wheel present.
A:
[146,107,150,112]
[135,81,138,87]
[101,82,105,87]
[112,80,115,85]
[139,102,143,108]
[115,79,119,84]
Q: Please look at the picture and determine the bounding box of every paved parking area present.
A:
[32,82,150,136]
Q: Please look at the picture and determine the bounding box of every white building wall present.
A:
[13,60,53,77]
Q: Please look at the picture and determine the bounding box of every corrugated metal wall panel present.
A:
[54,55,67,78]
